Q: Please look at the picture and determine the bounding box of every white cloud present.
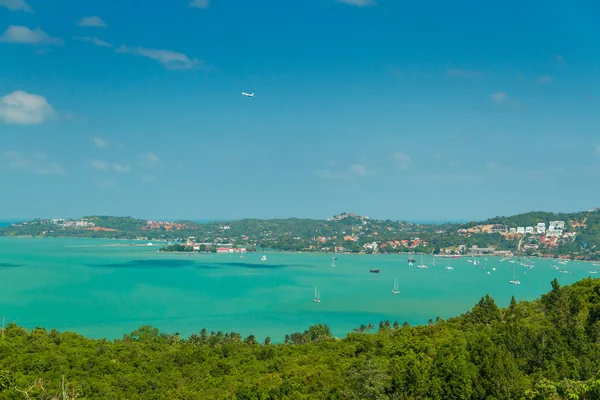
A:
[74,36,113,48]
[100,178,115,188]
[116,45,202,70]
[315,169,353,180]
[113,163,131,173]
[0,26,64,46]
[1,151,64,175]
[90,159,109,171]
[490,92,510,105]
[92,136,108,148]
[141,174,155,183]
[77,16,107,28]
[140,153,160,164]
[336,0,375,6]
[190,0,209,8]
[0,91,55,125]
[537,76,552,85]
[349,163,367,176]
[0,0,31,12]
[393,152,411,170]
[486,162,511,172]
[446,69,483,78]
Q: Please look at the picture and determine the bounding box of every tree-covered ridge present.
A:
[1,278,600,399]
[2,209,600,259]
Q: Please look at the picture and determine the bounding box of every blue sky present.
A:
[1,0,599,221]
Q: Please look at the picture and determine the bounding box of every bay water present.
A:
[0,237,597,342]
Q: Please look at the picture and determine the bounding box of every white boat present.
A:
[261,255,267,261]
[589,271,598,274]
[509,267,521,285]
[313,287,321,303]
[392,278,400,294]
[492,267,496,271]
[432,256,436,267]
[445,266,454,270]
[417,254,428,269]
[487,271,491,275]
[332,257,338,267]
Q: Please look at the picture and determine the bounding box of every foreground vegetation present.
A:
[1,278,600,399]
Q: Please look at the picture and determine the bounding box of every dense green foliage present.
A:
[1,278,600,399]
[158,244,194,253]
[3,210,600,259]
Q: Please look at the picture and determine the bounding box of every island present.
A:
[1,209,600,260]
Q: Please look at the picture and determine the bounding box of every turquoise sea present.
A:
[0,237,598,342]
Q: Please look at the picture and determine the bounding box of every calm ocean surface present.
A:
[0,237,598,342]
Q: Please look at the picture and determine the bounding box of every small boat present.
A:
[417,254,428,269]
[369,269,380,273]
[487,272,491,275]
[313,287,321,303]
[589,271,598,274]
[261,255,267,261]
[332,257,338,267]
[445,266,454,270]
[492,267,496,271]
[392,278,400,294]
[509,267,521,285]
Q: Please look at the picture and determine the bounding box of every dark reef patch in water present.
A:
[86,259,220,269]
[219,262,315,269]
[0,262,22,268]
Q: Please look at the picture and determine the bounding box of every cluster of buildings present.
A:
[326,212,369,223]
[15,218,96,229]
[142,220,188,231]
[380,238,429,250]
[462,221,569,238]
[500,221,567,238]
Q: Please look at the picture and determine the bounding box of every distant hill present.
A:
[1,209,599,259]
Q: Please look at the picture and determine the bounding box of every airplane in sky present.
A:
[242,92,255,97]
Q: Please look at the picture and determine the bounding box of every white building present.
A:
[517,227,525,234]
[525,227,534,234]
[549,221,566,230]
[536,223,546,234]
[546,230,563,238]
[509,228,517,234]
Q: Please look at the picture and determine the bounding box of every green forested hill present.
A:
[1,278,600,399]
[2,210,600,259]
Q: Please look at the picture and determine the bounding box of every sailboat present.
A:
[392,278,400,294]
[408,253,415,266]
[509,267,521,285]
[432,255,436,267]
[417,253,428,269]
[332,257,338,267]
[313,287,321,303]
